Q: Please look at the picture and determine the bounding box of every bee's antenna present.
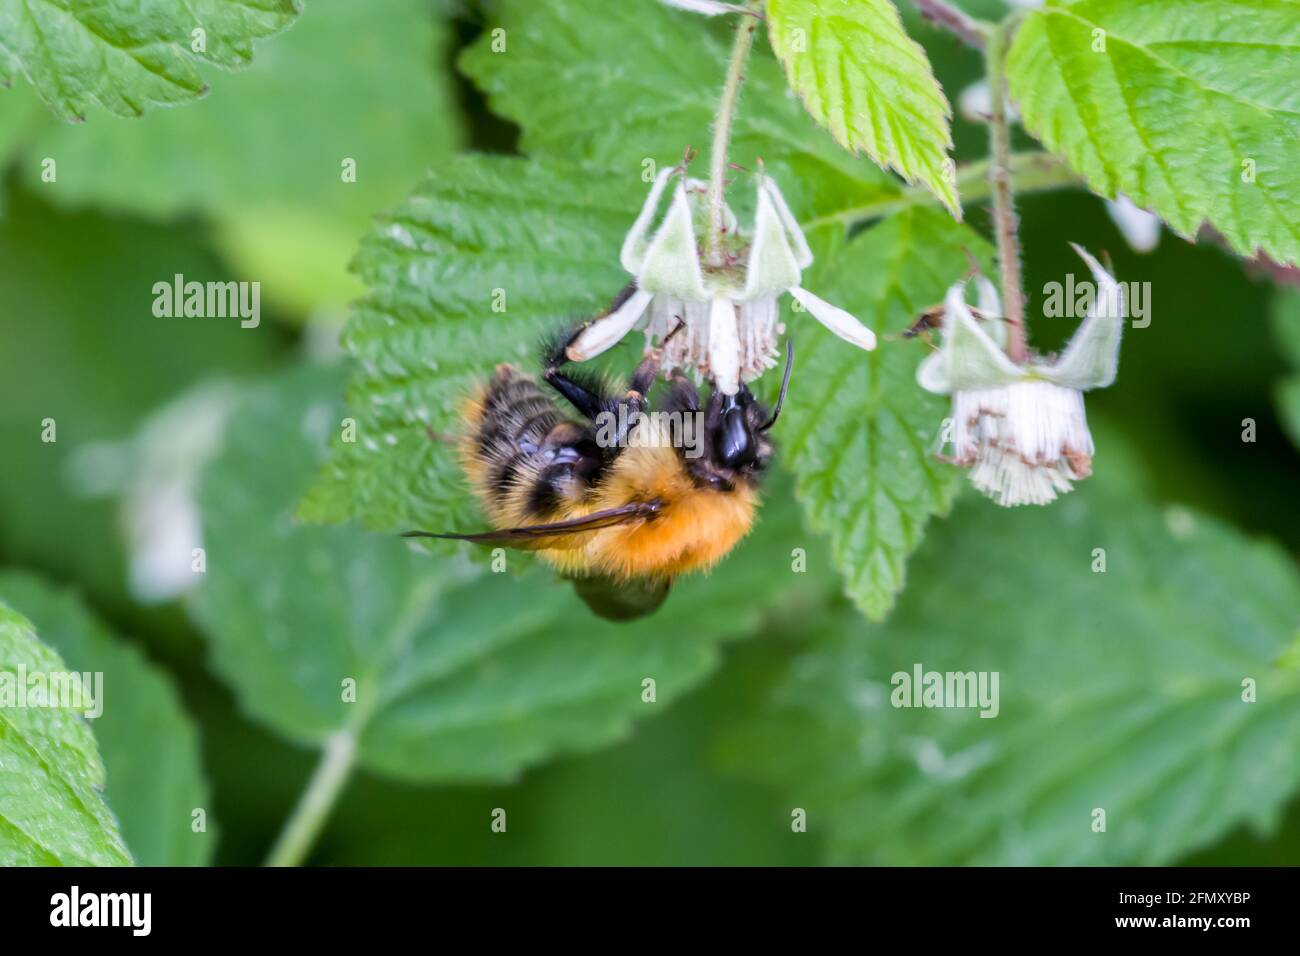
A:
[760,337,794,432]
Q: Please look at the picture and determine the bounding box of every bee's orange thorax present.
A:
[542,444,758,580]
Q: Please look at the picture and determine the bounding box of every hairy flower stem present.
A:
[986,18,1028,363]
[264,730,357,867]
[706,6,760,267]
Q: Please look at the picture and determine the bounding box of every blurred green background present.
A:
[0,0,1297,866]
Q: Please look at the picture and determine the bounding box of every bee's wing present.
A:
[402,499,663,551]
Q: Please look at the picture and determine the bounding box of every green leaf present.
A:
[298,156,631,531]
[765,0,958,216]
[0,0,301,120]
[0,572,214,865]
[0,82,41,163]
[0,185,278,607]
[721,489,1300,865]
[786,207,990,620]
[0,601,132,865]
[1279,381,1300,448]
[459,0,899,221]
[20,0,459,317]
[1007,0,1300,265]
[1273,287,1300,447]
[1274,288,1300,368]
[198,363,830,783]
[322,661,821,865]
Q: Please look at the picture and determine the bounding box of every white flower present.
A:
[1105,194,1161,253]
[957,79,1019,124]
[566,168,875,394]
[66,382,238,602]
[917,246,1125,507]
[658,0,754,16]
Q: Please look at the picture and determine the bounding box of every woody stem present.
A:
[987,16,1028,362]
[706,5,760,267]
[912,0,991,49]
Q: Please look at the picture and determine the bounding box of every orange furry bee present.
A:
[404,326,792,620]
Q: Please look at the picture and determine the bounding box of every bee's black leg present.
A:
[538,317,614,422]
[626,352,662,401]
[543,314,684,448]
[542,366,609,422]
[626,317,685,397]
[542,350,658,452]
[545,343,660,418]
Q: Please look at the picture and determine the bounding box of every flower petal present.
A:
[1105,194,1161,254]
[565,288,654,361]
[953,381,1093,507]
[973,273,1008,349]
[638,180,709,300]
[916,351,950,394]
[1045,245,1125,390]
[789,287,876,351]
[760,175,813,270]
[929,281,1022,393]
[708,295,741,395]
[974,273,1001,319]
[957,78,1019,124]
[620,166,675,275]
[742,179,803,301]
[659,0,747,15]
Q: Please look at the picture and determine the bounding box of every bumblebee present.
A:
[403,331,792,620]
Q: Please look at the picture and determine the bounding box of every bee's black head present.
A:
[708,385,772,474]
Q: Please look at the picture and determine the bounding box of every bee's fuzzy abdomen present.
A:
[487,452,526,499]
[463,366,601,525]
[526,465,571,517]
[476,396,559,452]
